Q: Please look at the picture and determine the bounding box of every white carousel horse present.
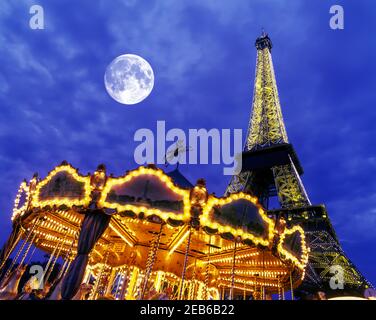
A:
[0,266,26,300]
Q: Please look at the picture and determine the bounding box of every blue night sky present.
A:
[0,1,375,285]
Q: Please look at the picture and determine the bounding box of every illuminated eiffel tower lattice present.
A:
[226,32,372,297]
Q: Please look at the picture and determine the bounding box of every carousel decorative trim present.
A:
[98,166,191,222]
[201,193,275,246]
[11,180,31,221]
[2,163,310,300]
[278,225,309,271]
[31,163,92,209]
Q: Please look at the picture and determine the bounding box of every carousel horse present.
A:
[45,281,92,300]
[45,277,64,300]
[17,278,34,300]
[17,272,49,300]
[0,265,27,300]
[71,283,93,300]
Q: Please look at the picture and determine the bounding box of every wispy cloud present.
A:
[0,0,375,283]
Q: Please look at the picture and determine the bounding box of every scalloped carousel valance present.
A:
[8,162,309,300]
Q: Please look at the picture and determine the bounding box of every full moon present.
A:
[104,54,154,105]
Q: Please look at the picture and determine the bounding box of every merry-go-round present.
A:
[0,161,308,300]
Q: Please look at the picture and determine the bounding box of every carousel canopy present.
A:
[7,162,309,299]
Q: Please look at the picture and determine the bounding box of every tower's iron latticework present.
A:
[226,33,371,297]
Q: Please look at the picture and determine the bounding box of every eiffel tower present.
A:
[226,32,372,298]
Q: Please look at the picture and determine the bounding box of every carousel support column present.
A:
[243,281,246,300]
[61,209,111,300]
[141,223,164,299]
[178,226,192,300]
[229,240,237,300]
[289,270,294,300]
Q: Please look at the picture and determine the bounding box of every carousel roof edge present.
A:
[10,163,309,272]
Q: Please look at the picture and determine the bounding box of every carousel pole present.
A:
[60,231,78,282]
[57,234,76,280]
[203,235,212,300]
[103,266,114,296]
[277,276,282,300]
[25,244,38,266]
[188,280,194,301]
[90,248,110,300]
[15,231,38,272]
[4,216,41,278]
[189,258,197,300]
[178,226,192,300]
[262,249,265,300]
[8,234,30,272]
[119,269,129,300]
[44,228,69,284]
[289,270,294,300]
[62,258,73,278]
[43,237,63,284]
[141,223,163,299]
[114,269,123,299]
[0,227,25,271]
[229,240,237,300]
[84,267,92,284]
[254,279,257,300]
[58,254,70,280]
